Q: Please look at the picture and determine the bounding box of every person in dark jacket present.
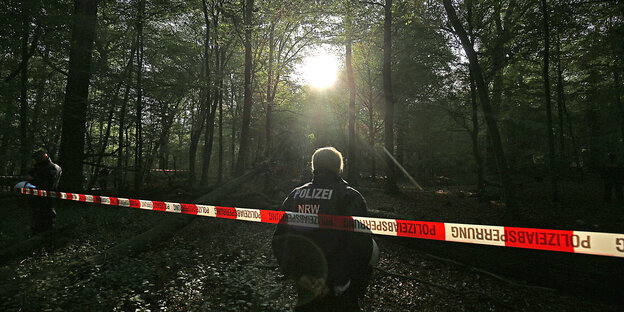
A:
[273,147,375,312]
[28,149,62,234]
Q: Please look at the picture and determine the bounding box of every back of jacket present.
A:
[273,172,372,288]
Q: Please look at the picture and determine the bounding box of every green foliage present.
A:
[0,0,621,186]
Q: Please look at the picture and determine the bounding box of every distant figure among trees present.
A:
[602,153,623,203]
[27,149,62,234]
[98,168,109,191]
[272,147,378,311]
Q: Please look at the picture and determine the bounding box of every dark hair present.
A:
[311,147,343,175]
[32,149,48,160]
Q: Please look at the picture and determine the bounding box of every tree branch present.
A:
[359,0,383,7]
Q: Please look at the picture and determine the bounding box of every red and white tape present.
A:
[150,169,186,172]
[3,186,624,258]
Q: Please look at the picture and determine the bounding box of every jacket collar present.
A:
[312,169,347,186]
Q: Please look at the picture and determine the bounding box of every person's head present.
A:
[32,149,49,163]
[311,147,343,176]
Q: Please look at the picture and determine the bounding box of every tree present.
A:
[235,0,254,176]
[134,0,145,190]
[382,0,397,192]
[18,0,39,174]
[541,0,559,202]
[345,0,358,185]
[58,0,99,191]
[443,0,518,219]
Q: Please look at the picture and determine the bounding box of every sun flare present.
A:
[301,54,339,89]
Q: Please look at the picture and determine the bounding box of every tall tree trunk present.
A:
[159,140,168,169]
[218,70,224,183]
[97,47,136,190]
[265,21,275,159]
[470,70,485,192]
[383,0,397,192]
[190,0,214,184]
[236,0,254,176]
[230,80,237,173]
[562,91,578,163]
[541,0,558,202]
[466,0,484,193]
[31,77,44,144]
[19,0,32,174]
[116,47,135,189]
[367,69,376,179]
[555,35,566,160]
[346,0,358,186]
[217,1,225,184]
[58,0,98,192]
[189,104,207,183]
[443,0,518,218]
[199,0,214,187]
[87,103,115,191]
[200,98,218,187]
[144,104,178,175]
[491,2,504,115]
[614,68,624,145]
[396,109,406,166]
[485,4,505,177]
[134,0,145,191]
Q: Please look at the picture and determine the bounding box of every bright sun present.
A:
[301,53,339,89]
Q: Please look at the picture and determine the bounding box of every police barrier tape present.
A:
[150,169,187,172]
[2,186,624,258]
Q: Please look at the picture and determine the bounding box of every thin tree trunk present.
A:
[217,0,225,184]
[265,21,275,159]
[482,3,505,179]
[383,0,397,192]
[396,110,406,166]
[346,0,358,186]
[230,80,237,173]
[116,47,135,189]
[95,47,136,190]
[466,0,484,193]
[189,103,207,183]
[443,0,518,218]
[19,0,32,174]
[614,68,624,146]
[555,36,566,161]
[199,0,214,187]
[541,0,558,202]
[31,78,44,144]
[89,109,114,188]
[134,0,145,191]
[218,70,224,183]
[236,0,254,176]
[491,2,504,115]
[144,104,178,174]
[367,69,376,179]
[470,70,484,192]
[200,98,218,187]
[58,0,98,192]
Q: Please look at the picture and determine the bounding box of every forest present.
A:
[0,0,623,311]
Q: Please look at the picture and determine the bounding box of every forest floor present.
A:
[0,171,622,311]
